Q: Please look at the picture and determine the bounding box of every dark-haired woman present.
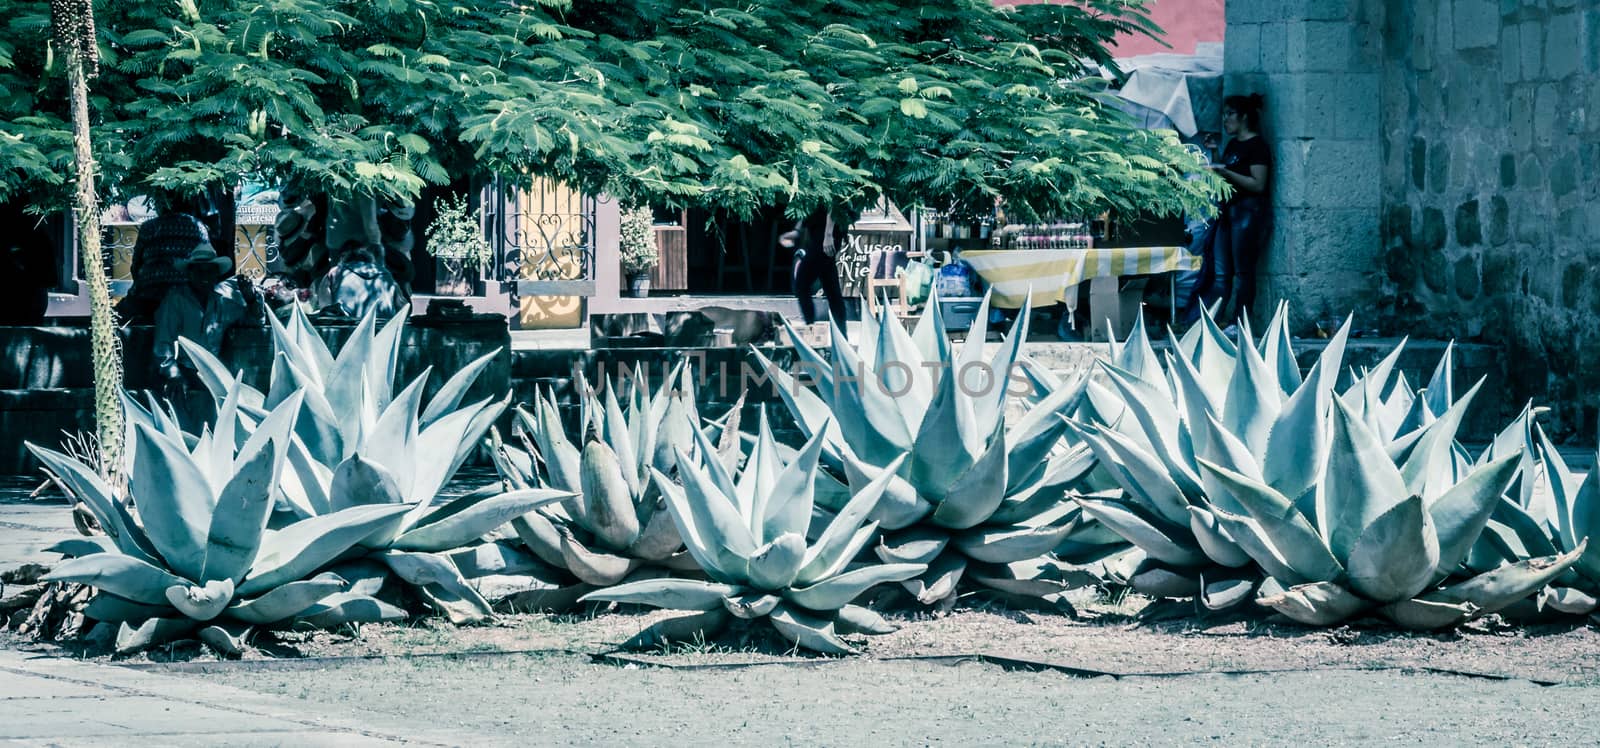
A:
[1193,93,1271,330]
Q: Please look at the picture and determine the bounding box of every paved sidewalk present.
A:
[0,648,479,746]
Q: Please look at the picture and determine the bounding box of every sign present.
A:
[836,229,912,297]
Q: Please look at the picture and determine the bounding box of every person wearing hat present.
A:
[152,243,259,400]
[120,209,209,322]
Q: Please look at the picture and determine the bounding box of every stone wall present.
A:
[1229,0,1600,438]
[1379,0,1600,437]
[1225,0,1391,330]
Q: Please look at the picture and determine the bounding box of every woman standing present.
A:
[1193,94,1271,330]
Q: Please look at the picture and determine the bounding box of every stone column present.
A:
[1225,0,1387,328]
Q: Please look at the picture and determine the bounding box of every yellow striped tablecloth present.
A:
[960,247,1200,308]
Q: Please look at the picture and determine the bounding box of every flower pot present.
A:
[627,272,652,298]
[436,260,473,297]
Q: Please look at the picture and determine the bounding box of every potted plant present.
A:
[619,205,658,297]
[424,193,493,296]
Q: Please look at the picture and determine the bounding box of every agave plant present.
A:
[1467,419,1600,620]
[751,292,1103,606]
[178,308,561,624]
[1071,306,1491,609]
[1204,397,1584,628]
[581,413,925,654]
[28,392,417,654]
[485,363,703,604]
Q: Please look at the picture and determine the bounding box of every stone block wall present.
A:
[1378,0,1600,437]
[1225,0,1391,328]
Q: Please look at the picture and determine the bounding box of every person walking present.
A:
[1190,93,1272,331]
[785,205,853,326]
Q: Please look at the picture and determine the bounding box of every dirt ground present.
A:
[9,596,1600,744]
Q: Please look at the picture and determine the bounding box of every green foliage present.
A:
[425,193,493,269]
[2,0,1219,225]
[618,205,658,275]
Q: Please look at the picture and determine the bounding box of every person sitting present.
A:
[120,207,209,323]
[318,242,406,320]
[153,244,258,397]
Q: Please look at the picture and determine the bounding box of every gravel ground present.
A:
[188,654,1600,745]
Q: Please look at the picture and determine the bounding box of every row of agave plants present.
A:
[26,292,1600,656]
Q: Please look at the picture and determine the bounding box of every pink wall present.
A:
[995,0,1225,57]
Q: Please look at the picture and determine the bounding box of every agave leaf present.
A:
[829,321,915,465]
[653,466,746,582]
[968,557,1100,598]
[1489,497,1561,560]
[324,311,378,428]
[909,350,982,503]
[178,337,254,406]
[381,550,495,623]
[673,450,757,555]
[1540,586,1599,615]
[422,348,501,427]
[1209,506,1315,585]
[1427,453,1521,580]
[1535,424,1580,548]
[1569,467,1600,582]
[1006,375,1089,491]
[1399,379,1484,501]
[1423,341,1454,418]
[929,422,1009,531]
[1186,506,1253,568]
[1423,541,1587,615]
[362,372,426,486]
[762,430,827,542]
[329,455,405,512]
[511,511,567,569]
[876,527,951,565]
[84,593,171,623]
[557,528,642,586]
[402,397,492,524]
[392,489,570,553]
[1199,575,1257,610]
[740,411,784,534]
[1261,358,1332,504]
[578,439,641,551]
[580,578,740,612]
[1258,581,1367,625]
[1220,319,1282,456]
[1097,364,1207,500]
[1379,597,1476,629]
[800,455,906,581]
[778,315,836,398]
[1320,398,1410,560]
[1192,411,1262,513]
[1128,561,1201,598]
[834,604,898,635]
[899,553,967,604]
[749,347,847,460]
[745,533,808,590]
[226,572,348,624]
[296,592,408,628]
[116,618,197,654]
[165,578,235,621]
[200,442,279,585]
[769,603,855,655]
[239,503,412,597]
[1346,496,1439,603]
[1073,423,1191,527]
[1196,462,1343,584]
[28,444,158,563]
[951,519,1078,565]
[723,591,782,619]
[48,537,117,557]
[129,423,214,582]
[46,554,189,606]
[1076,496,1206,567]
[839,450,928,531]
[626,500,685,562]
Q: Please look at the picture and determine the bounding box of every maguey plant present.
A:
[1206,395,1584,628]
[29,392,418,654]
[582,412,925,654]
[752,292,1105,607]
[180,307,564,624]
[485,363,703,607]
[1071,306,1509,611]
[1466,417,1600,621]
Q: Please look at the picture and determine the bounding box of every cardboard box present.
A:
[1087,276,1147,342]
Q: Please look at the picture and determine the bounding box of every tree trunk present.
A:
[65,45,124,475]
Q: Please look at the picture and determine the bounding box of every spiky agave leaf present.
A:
[754,290,1103,605]
[581,422,925,654]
